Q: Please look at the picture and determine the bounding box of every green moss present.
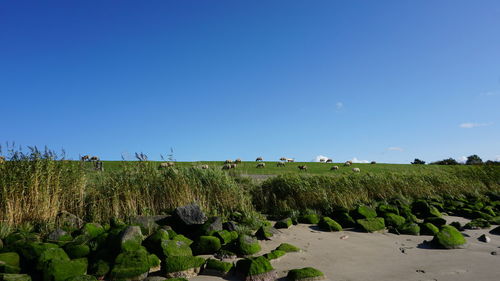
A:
[420,223,439,236]
[43,258,88,281]
[357,217,385,232]
[464,218,491,229]
[275,243,300,253]
[489,216,500,225]
[88,259,110,277]
[143,229,169,257]
[81,223,104,239]
[64,244,90,259]
[354,205,377,219]
[377,204,399,216]
[165,229,177,238]
[110,248,153,280]
[433,225,467,249]
[317,217,342,232]
[384,213,405,228]
[0,274,32,281]
[0,252,20,273]
[397,222,420,235]
[171,235,193,246]
[37,248,70,271]
[65,276,97,281]
[205,259,233,273]
[119,226,144,253]
[333,212,356,227]
[235,256,273,276]
[192,236,221,255]
[149,254,160,268]
[298,214,320,224]
[163,256,205,273]
[214,230,238,245]
[20,242,58,263]
[287,267,324,280]
[161,240,192,257]
[236,235,261,256]
[255,226,274,240]
[274,218,292,229]
[263,250,286,260]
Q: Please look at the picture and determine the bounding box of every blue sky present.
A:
[1,0,499,163]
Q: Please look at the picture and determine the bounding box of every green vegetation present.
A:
[275,243,300,253]
[317,217,342,232]
[287,267,324,280]
[432,225,467,249]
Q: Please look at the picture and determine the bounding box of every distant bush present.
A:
[411,159,426,165]
[431,158,460,165]
[465,155,483,165]
[485,160,500,166]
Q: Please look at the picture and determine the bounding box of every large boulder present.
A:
[275,243,300,253]
[235,256,276,281]
[298,214,320,224]
[42,258,88,281]
[287,267,325,281]
[143,229,170,258]
[432,225,467,249]
[161,240,192,258]
[397,222,420,236]
[384,213,405,228]
[173,204,207,226]
[356,218,385,232]
[203,259,233,277]
[37,248,70,271]
[46,229,72,244]
[109,248,157,281]
[274,218,292,229]
[199,217,223,236]
[236,235,261,256]
[214,230,238,245]
[192,236,221,255]
[317,217,342,232]
[119,226,144,252]
[56,211,83,231]
[352,205,377,219]
[129,215,170,235]
[420,223,439,236]
[255,227,277,241]
[0,252,21,273]
[163,256,205,278]
[80,223,105,239]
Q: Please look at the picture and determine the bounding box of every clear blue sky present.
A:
[1,0,499,163]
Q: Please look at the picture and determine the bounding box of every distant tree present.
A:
[465,155,483,165]
[432,158,459,165]
[485,160,500,166]
[411,158,426,165]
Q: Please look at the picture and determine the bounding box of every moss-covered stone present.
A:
[377,204,399,216]
[287,267,324,281]
[275,243,300,253]
[423,217,446,227]
[236,235,261,256]
[317,217,342,232]
[213,230,238,245]
[43,258,88,281]
[119,226,144,252]
[0,274,32,281]
[0,252,20,273]
[204,259,233,274]
[235,256,273,277]
[143,229,170,258]
[353,205,377,219]
[81,223,105,239]
[464,218,491,229]
[88,259,110,278]
[383,213,405,228]
[19,242,58,264]
[110,248,154,280]
[254,226,275,240]
[65,244,90,259]
[332,212,356,227]
[65,276,97,281]
[263,250,286,261]
[488,216,500,225]
[161,240,192,258]
[298,214,320,224]
[171,235,193,246]
[397,222,420,235]
[420,223,439,236]
[163,256,205,274]
[274,218,292,229]
[432,225,467,249]
[192,236,221,255]
[356,217,385,232]
[37,248,70,271]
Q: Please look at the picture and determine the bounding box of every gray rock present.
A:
[174,204,207,226]
[201,217,223,235]
[119,226,143,251]
[223,221,237,232]
[491,251,497,255]
[56,211,83,229]
[478,234,491,243]
[47,229,68,241]
[129,215,170,234]
[490,226,500,235]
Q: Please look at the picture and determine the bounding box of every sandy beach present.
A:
[192,216,499,281]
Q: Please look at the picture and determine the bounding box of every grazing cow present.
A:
[371,161,377,164]
[81,155,90,162]
[276,162,285,167]
[256,157,263,161]
[256,162,265,168]
[222,164,231,170]
[326,159,333,163]
[90,156,100,161]
[344,161,352,166]
[235,158,242,164]
[225,160,233,164]
[280,157,287,161]
[330,166,339,170]
[230,163,237,169]
[160,162,175,168]
[298,165,307,171]
[201,165,209,169]
[287,158,295,162]
[352,168,360,173]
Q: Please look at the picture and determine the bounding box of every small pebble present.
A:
[491,251,497,256]
[478,234,491,243]
[340,235,349,240]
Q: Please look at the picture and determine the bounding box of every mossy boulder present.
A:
[0,274,32,281]
[464,218,491,229]
[298,214,320,224]
[43,258,88,281]
[204,259,233,276]
[81,223,105,239]
[352,205,377,219]
[356,217,385,232]
[383,213,405,228]
[489,216,500,225]
[263,250,286,261]
[163,256,205,277]
[412,201,441,218]
[420,223,439,236]
[332,212,355,227]
[432,225,467,249]
[65,244,90,259]
[65,276,97,281]
[46,229,72,244]
[317,217,342,232]
[377,204,399,216]
[143,229,170,258]
[161,240,192,258]
[236,235,261,256]
[274,218,292,229]
[19,242,58,264]
[37,248,70,271]
[199,217,223,236]
[214,230,238,245]
[192,236,221,255]
[287,267,325,281]
[235,256,274,277]
[423,217,446,227]
[275,243,300,253]
[397,222,420,235]
[255,226,276,240]
[88,259,110,278]
[119,226,144,252]
[110,248,155,281]
[0,252,20,273]
[171,235,193,246]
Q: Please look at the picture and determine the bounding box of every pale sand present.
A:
[191,216,500,281]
